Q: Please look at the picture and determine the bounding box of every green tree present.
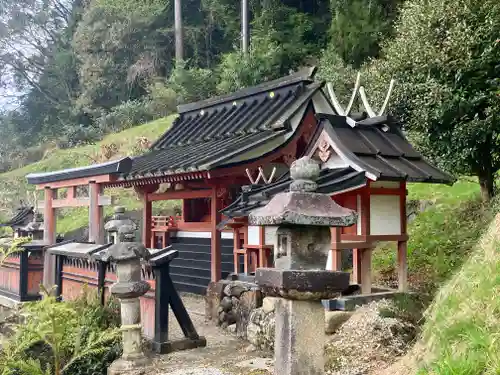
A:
[366,0,500,200]
[328,0,402,68]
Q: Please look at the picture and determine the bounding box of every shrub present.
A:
[57,125,103,149]
[95,100,157,134]
[161,62,218,105]
[0,287,121,375]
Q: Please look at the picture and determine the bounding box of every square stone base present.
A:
[275,299,325,375]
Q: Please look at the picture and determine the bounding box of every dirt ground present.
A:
[150,293,273,375]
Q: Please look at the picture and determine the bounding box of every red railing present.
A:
[151,215,181,230]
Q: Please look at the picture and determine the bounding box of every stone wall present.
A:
[215,281,262,339]
[246,297,277,351]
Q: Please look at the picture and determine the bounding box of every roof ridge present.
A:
[177,66,318,115]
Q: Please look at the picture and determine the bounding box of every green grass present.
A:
[373,178,491,294]
[0,115,176,233]
[416,214,500,374]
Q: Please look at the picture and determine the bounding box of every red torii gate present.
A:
[31,172,116,286]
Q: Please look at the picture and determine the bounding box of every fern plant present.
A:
[0,236,31,266]
[0,286,121,375]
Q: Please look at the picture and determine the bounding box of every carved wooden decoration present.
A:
[317,135,332,163]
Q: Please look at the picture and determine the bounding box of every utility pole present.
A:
[174,0,184,63]
[241,0,249,55]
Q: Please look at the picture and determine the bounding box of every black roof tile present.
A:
[315,114,455,184]
[0,207,34,227]
[126,131,285,178]
[25,68,324,185]
[122,69,323,180]
[26,157,132,185]
[220,167,366,220]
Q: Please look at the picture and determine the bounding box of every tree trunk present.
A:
[478,170,495,202]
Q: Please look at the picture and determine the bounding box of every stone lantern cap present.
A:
[104,206,137,239]
[248,157,357,227]
[99,242,151,263]
[100,206,151,263]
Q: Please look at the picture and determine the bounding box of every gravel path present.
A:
[151,293,273,375]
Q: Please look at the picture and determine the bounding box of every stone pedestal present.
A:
[98,207,152,375]
[249,157,357,375]
[275,299,324,375]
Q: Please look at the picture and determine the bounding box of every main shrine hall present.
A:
[26,67,454,295]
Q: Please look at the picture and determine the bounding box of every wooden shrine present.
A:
[25,67,454,296]
[0,206,43,240]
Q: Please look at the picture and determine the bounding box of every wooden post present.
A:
[43,187,56,244]
[89,182,104,244]
[354,189,371,287]
[330,227,342,271]
[233,227,241,274]
[97,260,107,306]
[398,182,408,291]
[360,248,372,294]
[211,187,221,282]
[54,254,64,300]
[43,187,56,288]
[397,241,408,292]
[352,249,362,283]
[143,194,152,248]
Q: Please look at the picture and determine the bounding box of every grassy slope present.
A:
[416,212,500,374]
[0,115,176,234]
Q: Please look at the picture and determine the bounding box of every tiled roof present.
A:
[26,157,132,185]
[0,207,34,227]
[314,114,455,184]
[25,68,325,186]
[126,131,285,178]
[123,68,322,180]
[220,167,366,219]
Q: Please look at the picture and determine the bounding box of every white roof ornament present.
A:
[359,79,395,118]
[327,74,395,118]
[246,166,277,185]
[326,72,361,116]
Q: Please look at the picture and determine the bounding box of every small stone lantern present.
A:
[249,157,357,375]
[100,207,151,375]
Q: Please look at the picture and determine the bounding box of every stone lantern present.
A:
[100,206,151,375]
[249,157,357,375]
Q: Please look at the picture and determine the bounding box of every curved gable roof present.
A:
[309,113,455,184]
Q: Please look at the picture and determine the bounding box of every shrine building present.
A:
[25,67,454,295]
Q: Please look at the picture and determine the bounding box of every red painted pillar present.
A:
[211,187,221,282]
[330,227,342,271]
[354,189,372,293]
[142,193,152,248]
[43,187,56,288]
[398,182,408,292]
[89,182,104,244]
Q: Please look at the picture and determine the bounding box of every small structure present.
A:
[100,207,151,374]
[222,113,454,293]
[250,157,354,375]
[0,206,43,239]
[0,211,50,307]
[0,240,45,306]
